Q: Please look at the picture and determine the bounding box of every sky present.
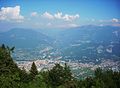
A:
[0,0,120,31]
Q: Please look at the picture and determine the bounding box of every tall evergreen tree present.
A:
[0,44,19,75]
[0,44,22,88]
[29,62,38,80]
[1,44,5,49]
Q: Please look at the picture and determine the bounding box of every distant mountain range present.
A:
[0,28,53,48]
[0,25,120,62]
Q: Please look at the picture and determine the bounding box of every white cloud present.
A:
[42,12,54,19]
[0,9,80,29]
[54,12,79,21]
[41,12,79,21]
[31,12,38,17]
[54,12,63,19]
[0,6,24,21]
[112,18,119,22]
[97,18,120,27]
[63,14,79,21]
[33,12,80,28]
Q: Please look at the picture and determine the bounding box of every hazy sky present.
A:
[0,0,120,31]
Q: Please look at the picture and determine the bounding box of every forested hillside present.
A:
[0,44,120,88]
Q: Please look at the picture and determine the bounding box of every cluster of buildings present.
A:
[16,58,120,73]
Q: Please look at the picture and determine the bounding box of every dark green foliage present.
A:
[19,67,30,83]
[63,63,73,81]
[0,45,19,75]
[77,68,120,88]
[29,62,38,80]
[48,63,73,87]
[48,64,64,87]
[0,45,21,88]
[94,67,102,79]
[64,80,77,88]
[0,73,20,88]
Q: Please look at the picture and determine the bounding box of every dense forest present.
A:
[0,44,120,88]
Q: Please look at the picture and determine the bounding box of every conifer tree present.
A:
[29,62,38,80]
[0,44,19,75]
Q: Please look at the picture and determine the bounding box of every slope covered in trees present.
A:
[0,44,120,88]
